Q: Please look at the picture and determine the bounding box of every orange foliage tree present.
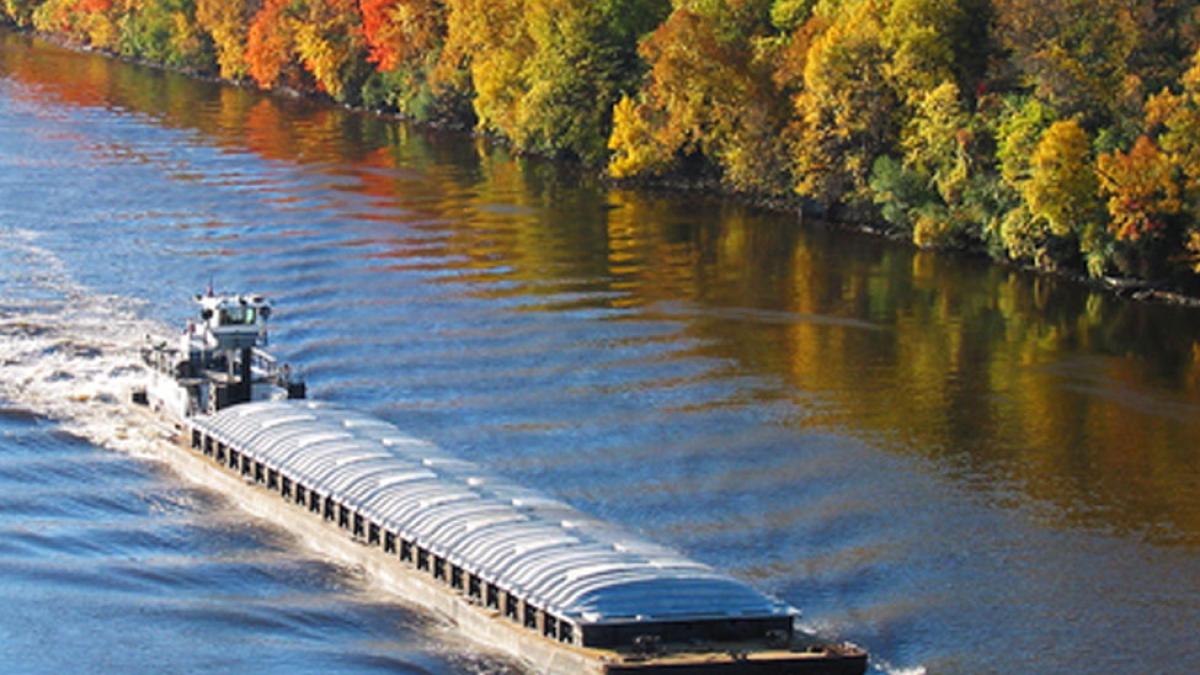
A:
[246,0,366,102]
[1097,135,1181,242]
[33,0,119,48]
[360,0,444,72]
[246,0,294,88]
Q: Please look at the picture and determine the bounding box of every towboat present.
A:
[130,291,868,674]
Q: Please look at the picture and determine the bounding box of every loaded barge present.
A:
[132,291,868,674]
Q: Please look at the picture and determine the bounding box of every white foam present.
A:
[0,226,171,458]
[872,658,928,675]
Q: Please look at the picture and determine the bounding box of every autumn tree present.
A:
[1146,54,1200,214]
[1025,120,1096,237]
[117,0,212,70]
[1097,135,1181,243]
[791,0,897,207]
[975,96,1052,260]
[1023,119,1109,274]
[360,0,444,71]
[439,0,530,138]
[357,0,450,120]
[442,0,666,161]
[1,0,39,26]
[608,0,793,189]
[871,81,987,246]
[33,0,120,48]
[246,0,367,102]
[882,0,964,105]
[196,0,256,79]
[1139,48,1200,275]
[245,0,295,88]
[16,0,1200,282]
[294,0,366,101]
[993,0,1143,125]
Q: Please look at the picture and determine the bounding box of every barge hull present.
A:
[149,409,864,674]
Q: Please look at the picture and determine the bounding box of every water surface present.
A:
[1,29,1199,674]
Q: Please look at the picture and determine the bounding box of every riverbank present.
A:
[4,19,1200,308]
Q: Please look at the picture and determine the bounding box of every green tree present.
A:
[517,0,668,161]
[118,0,213,70]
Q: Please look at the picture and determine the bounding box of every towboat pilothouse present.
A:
[131,291,868,675]
[135,292,306,418]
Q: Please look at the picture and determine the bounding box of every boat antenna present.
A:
[206,276,214,297]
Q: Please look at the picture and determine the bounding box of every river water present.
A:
[1,30,1199,674]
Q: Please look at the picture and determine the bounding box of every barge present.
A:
[132,291,868,674]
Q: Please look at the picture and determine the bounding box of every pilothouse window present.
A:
[219,306,257,326]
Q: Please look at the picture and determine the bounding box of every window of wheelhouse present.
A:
[218,306,256,326]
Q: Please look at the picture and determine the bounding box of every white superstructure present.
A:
[135,291,305,419]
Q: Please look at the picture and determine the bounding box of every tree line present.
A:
[5,0,1200,283]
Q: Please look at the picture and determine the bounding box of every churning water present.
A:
[2,29,1200,674]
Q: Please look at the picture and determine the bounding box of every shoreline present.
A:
[6,23,1200,309]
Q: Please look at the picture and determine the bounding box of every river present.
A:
[1,29,1199,674]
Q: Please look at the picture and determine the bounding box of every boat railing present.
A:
[251,346,302,386]
[141,342,179,376]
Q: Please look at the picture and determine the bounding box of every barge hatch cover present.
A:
[190,400,795,641]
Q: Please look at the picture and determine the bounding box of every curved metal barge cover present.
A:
[191,400,796,635]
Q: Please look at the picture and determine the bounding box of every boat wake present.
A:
[0,226,172,456]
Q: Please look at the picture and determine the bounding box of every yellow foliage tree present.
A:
[791,0,896,206]
[900,81,974,246]
[608,93,674,178]
[293,0,363,100]
[1188,230,1200,273]
[883,0,963,105]
[444,0,667,161]
[607,3,789,191]
[440,0,531,137]
[903,81,970,201]
[1024,119,1099,238]
[1023,119,1109,274]
[197,0,255,79]
[2,0,38,26]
